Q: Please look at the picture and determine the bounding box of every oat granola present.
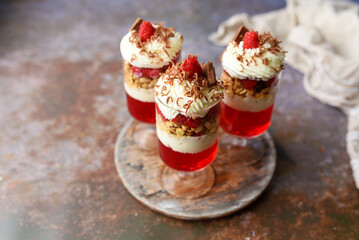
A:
[124,61,158,89]
[221,71,272,99]
[156,114,218,137]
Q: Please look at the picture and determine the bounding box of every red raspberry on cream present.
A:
[181,55,203,78]
[243,31,259,49]
[138,21,155,42]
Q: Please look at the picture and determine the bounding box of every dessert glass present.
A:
[154,54,222,199]
[120,18,183,149]
[156,97,220,199]
[221,73,281,138]
[123,52,181,123]
[220,26,285,162]
[120,18,183,124]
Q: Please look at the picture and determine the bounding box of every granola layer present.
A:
[221,71,272,99]
[123,61,158,89]
[157,115,217,137]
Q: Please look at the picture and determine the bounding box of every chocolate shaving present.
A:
[129,18,144,32]
[236,55,243,62]
[176,97,183,106]
[233,25,249,44]
[128,19,179,60]
[239,64,244,72]
[262,58,268,65]
[251,57,257,66]
[183,100,193,113]
[131,54,137,62]
[166,96,173,104]
[156,55,223,109]
[258,32,282,55]
[203,62,216,85]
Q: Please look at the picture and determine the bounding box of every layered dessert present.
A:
[220,26,286,137]
[120,18,183,123]
[155,55,223,171]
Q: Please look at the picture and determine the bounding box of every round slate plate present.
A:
[114,119,276,220]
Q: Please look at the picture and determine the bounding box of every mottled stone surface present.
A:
[0,0,358,239]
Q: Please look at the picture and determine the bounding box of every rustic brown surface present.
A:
[115,120,276,219]
[1,0,359,239]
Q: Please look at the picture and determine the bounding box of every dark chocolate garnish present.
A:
[129,18,144,32]
[233,25,249,43]
[203,62,216,85]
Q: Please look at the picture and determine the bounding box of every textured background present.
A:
[0,0,359,239]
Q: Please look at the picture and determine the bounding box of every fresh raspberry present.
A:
[243,31,259,49]
[138,21,155,42]
[131,66,143,77]
[184,117,202,129]
[240,79,257,90]
[149,69,161,79]
[265,76,276,88]
[172,114,186,124]
[131,66,161,79]
[181,55,203,78]
[173,114,202,129]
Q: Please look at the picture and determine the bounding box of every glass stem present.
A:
[235,137,248,147]
[178,171,195,178]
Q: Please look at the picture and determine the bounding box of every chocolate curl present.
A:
[233,25,249,43]
[203,61,216,85]
[129,18,144,32]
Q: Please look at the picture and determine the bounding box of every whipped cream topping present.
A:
[120,25,183,69]
[221,40,285,81]
[155,75,223,120]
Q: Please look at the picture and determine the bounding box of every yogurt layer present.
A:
[223,91,276,112]
[157,127,217,154]
[124,82,155,102]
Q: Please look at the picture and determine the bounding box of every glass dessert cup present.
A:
[155,98,220,199]
[123,51,181,124]
[123,53,181,149]
[220,73,281,164]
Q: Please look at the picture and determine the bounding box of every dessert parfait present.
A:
[220,26,286,138]
[121,18,183,123]
[156,55,223,171]
[155,55,223,198]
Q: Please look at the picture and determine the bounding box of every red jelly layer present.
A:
[220,102,274,138]
[158,139,218,172]
[126,93,155,124]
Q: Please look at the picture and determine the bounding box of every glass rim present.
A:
[155,96,221,114]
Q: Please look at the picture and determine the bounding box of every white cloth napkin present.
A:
[209,0,359,189]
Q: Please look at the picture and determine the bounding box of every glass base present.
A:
[132,120,157,150]
[220,131,264,165]
[161,166,215,199]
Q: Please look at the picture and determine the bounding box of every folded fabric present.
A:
[209,0,359,189]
